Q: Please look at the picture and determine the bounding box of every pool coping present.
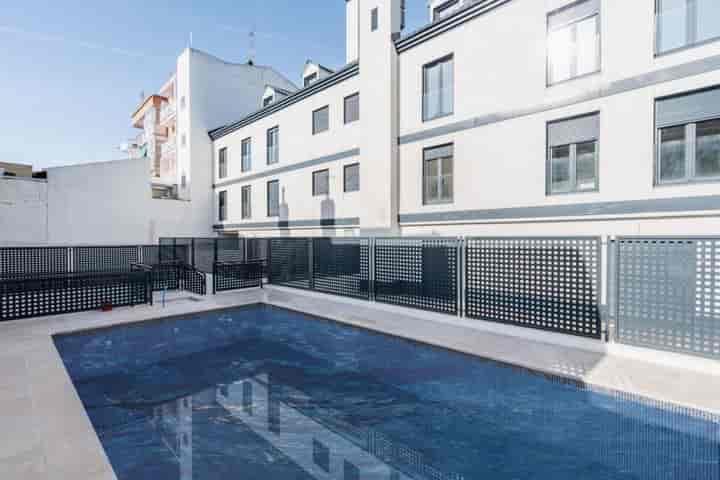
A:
[0,286,718,479]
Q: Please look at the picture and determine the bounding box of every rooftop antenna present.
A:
[248,28,256,65]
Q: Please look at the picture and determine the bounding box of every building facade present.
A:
[202,0,720,239]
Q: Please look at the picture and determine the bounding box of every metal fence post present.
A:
[309,238,315,291]
[370,237,376,302]
[458,237,465,318]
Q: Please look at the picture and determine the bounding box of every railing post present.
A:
[309,238,315,291]
[370,237,376,302]
[267,239,273,284]
[458,237,464,318]
[212,262,217,295]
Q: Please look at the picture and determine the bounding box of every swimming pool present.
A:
[54,304,719,480]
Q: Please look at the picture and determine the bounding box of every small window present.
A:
[433,0,460,21]
[304,73,318,88]
[655,87,720,184]
[344,163,360,192]
[218,147,228,179]
[422,55,454,121]
[656,0,720,54]
[312,439,330,473]
[313,169,330,196]
[371,8,379,31]
[267,180,279,217]
[547,113,599,194]
[547,0,600,85]
[218,191,227,221]
[263,96,273,107]
[313,106,330,134]
[267,127,279,165]
[423,144,453,204]
[241,185,252,219]
[241,138,252,172]
[344,93,360,124]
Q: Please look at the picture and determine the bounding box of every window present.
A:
[371,8,379,31]
[313,169,330,196]
[656,87,720,184]
[656,0,720,54]
[547,113,599,194]
[312,440,330,473]
[344,163,360,192]
[218,147,228,179]
[422,55,454,121]
[313,106,330,134]
[241,185,252,219]
[304,73,318,88]
[267,180,279,217]
[547,0,600,85]
[263,96,273,107]
[344,93,360,124]
[267,127,279,164]
[423,144,453,204]
[433,0,460,21]
[218,191,227,221]
[241,138,252,172]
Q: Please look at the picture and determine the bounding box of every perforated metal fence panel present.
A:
[248,238,270,261]
[73,246,140,273]
[269,238,312,289]
[191,239,215,273]
[615,237,720,359]
[214,261,264,292]
[374,238,459,314]
[0,247,70,279]
[466,237,601,339]
[313,238,370,300]
[0,271,150,321]
[217,237,246,263]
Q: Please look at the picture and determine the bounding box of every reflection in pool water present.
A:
[54,305,720,480]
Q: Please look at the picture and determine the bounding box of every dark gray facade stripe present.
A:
[399,54,720,145]
[209,63,359,140]
[399,195,720,224]
[213,148,360,189]
[396,0,512,53]
[214,217,360,230]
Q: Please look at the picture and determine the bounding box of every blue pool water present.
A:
[54,304,719,480]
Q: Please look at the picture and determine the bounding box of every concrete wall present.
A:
[0,177,48,245]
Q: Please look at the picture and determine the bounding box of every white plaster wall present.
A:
[397,0,720,235]
[0,177,48,245]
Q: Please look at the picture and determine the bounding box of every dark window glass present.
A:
[313,169,330,196]
[218,191,227,221]
[267,127,279,165]
[423,145,453,204]
[371,8,379,31]
[659,125,687,182]
[241,185,252,219]
[423,56,454,121]
[267,180,279,217]
[344,93,360,124]
[695,119,720,177]
[313,106,329,134]
[241,138,252,172]
[344,163,360,192]
[218,147,228,179]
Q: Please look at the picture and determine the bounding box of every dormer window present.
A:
[263,96,274,107]
[304,72,318,87]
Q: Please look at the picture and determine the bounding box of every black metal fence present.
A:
[0,271,151,321]
[268,238,312,289]
[160,237,250,273]
[466,237,601,339]
[313,238,371,300]
[612,237,720,359]
[214,261,264,293]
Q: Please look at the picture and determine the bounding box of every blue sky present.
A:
[0,1,427,170]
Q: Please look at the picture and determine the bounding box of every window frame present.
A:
[433,0,460,21]
[655,119,720,186]
[546,0,602,86]
[371,8,379,31]
[218,190,227,222]
[218,147,228,179]
[422,143,454,205]
[263,95,273,107]
[545,112,601,195]
[344,163,360,193]
[655,0,720,56]
[312,169,330,197]
[312,106,330,135]
[241,138,252,173]
[304,73,318,88]
[266,180,279,217]
[344,93,360,124]
[422,54,454,122]
[267,126,279,165]
[241,185,252,220]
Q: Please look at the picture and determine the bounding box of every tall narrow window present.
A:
[241,185,252,219]
[267,127,279,165]
[423,144,453,204]
[344,93,360,124]
[218,190,227,221]
[344,163,360,192]
[241,138,252,172]
[218,147,228,179]
[656,0,720,54]
[547,0,600,85]
[312,106,329,134]
[656,87,720,184]
[312,169,330,196]
[547,113,600,194]
[267,180,279,217]
[371,8,379,31]
[422,55,454,121]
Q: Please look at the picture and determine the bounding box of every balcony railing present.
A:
[159,101,176,124]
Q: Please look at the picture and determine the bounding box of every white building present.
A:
[209,0,720,240]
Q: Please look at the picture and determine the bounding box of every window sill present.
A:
[655,36,720,58]
[422,111,454,124]
[546,69,601,88]
[423,199,454,206]
[546,188,599,197]
[654,177,720,188]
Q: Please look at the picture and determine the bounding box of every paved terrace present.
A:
[0,285,718,479]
